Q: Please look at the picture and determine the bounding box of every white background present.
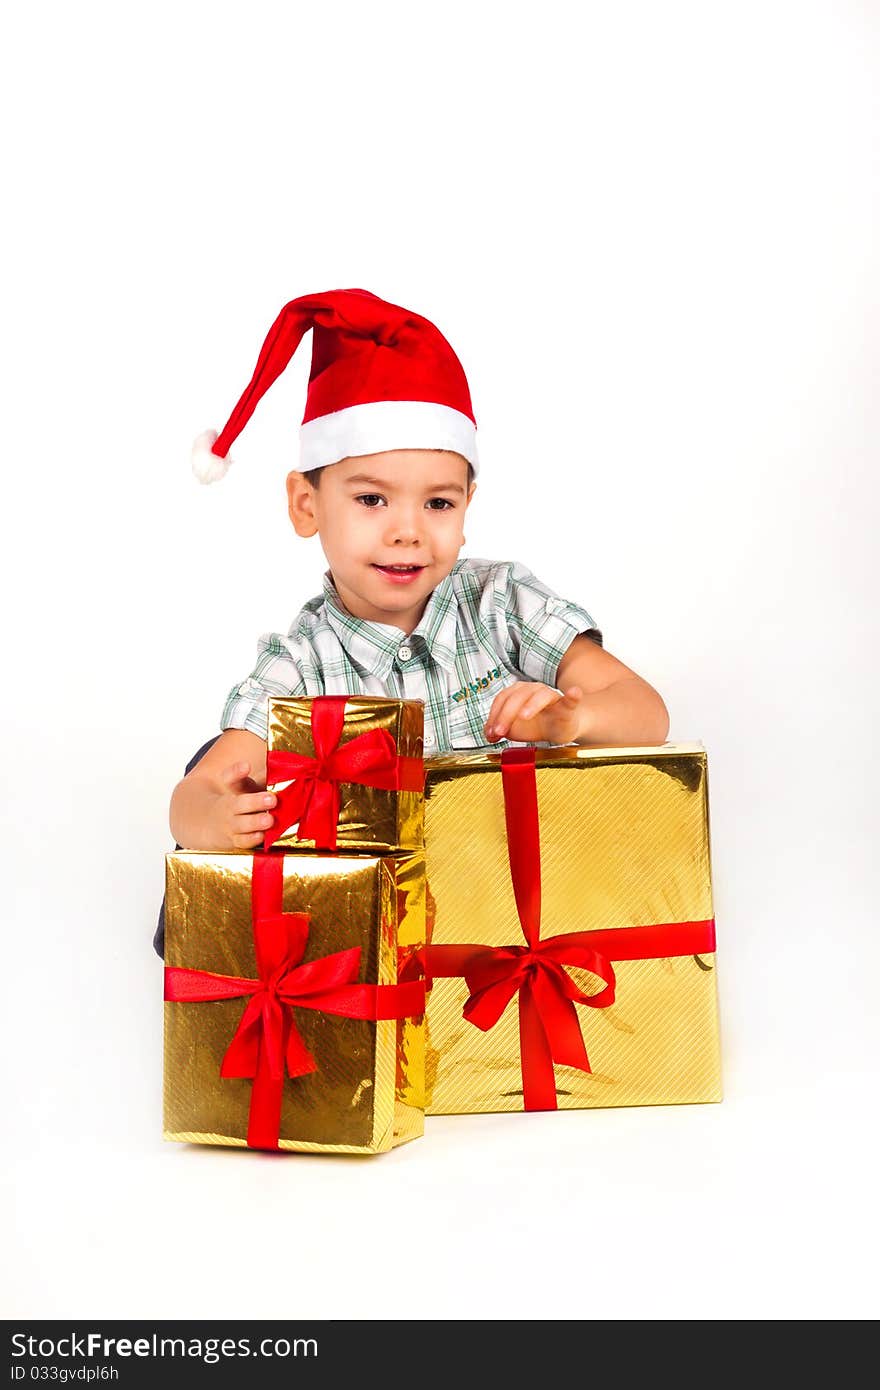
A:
[2,0,877,1322]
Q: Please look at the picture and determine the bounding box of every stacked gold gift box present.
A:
[163,697,428,1154]
[163,697,722,1156]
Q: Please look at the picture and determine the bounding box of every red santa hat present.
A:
[192,287,478,482]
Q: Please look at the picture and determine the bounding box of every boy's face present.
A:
[286,449,476,634]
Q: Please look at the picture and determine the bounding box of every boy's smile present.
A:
[372,562,426,584]
[287,449,476,635]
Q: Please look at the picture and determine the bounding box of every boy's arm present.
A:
[484,635,670,747]
[169,728,277,851]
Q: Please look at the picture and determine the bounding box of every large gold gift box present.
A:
[163,850,425,1154]
[265,696,424,853]
[422,743,721,1114]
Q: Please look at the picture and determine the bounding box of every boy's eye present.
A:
[426,498,454,510]
[355,494,385,508]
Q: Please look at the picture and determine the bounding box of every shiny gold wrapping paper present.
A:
[267,697,424,853]
[423,743,721,1114]
[164,850,425,1153]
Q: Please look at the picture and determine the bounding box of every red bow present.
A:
[264,695,421,850]
[423,748,716,1111]
[164,853,425,1148]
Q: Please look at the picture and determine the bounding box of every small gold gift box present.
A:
[265,696,424,854]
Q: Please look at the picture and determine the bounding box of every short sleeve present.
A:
[494,561,602,686]
[221,632,307,740]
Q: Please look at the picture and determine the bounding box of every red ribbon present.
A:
[164,853,425,1149]
[264,695,423,850]
[423,747,716,1112]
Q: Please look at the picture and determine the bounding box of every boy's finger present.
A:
[484,699,510,739]
[487,693,535,733]
[487,686,549,737]
[516,688,563,723]
[234,791,277,814]
[232,830,269,850]
[232,811,275,832]
[484,685,520,728]
[484,688,525,738]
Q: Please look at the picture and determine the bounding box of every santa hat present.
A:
[192,287,478,482]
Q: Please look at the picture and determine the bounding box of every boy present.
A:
[169,288,669,857]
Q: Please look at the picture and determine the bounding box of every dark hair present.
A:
[304,453,474,489]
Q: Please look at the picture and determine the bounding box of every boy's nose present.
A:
[385,511,423,546]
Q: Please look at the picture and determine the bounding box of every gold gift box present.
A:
[266,696,424,853]
[423,743,721,1114]
[163,850,425,1153]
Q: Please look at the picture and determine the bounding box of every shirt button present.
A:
[424,732,436,750]
[397,644,412,661]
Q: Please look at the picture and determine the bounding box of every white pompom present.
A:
[191,429,233,484]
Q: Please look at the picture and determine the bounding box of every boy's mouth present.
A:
[372,563,425,585]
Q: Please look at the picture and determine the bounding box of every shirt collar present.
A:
[321,567,460,676]
[409,567,459,672]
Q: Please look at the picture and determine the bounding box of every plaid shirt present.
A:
[221,557,601,753]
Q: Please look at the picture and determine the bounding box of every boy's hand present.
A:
[484,682,585,746]
[208,761,277,850]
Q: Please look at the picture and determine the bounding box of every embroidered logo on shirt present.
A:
[451,667,502,703]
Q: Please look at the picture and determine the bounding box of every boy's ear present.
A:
[286,471,319,537]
